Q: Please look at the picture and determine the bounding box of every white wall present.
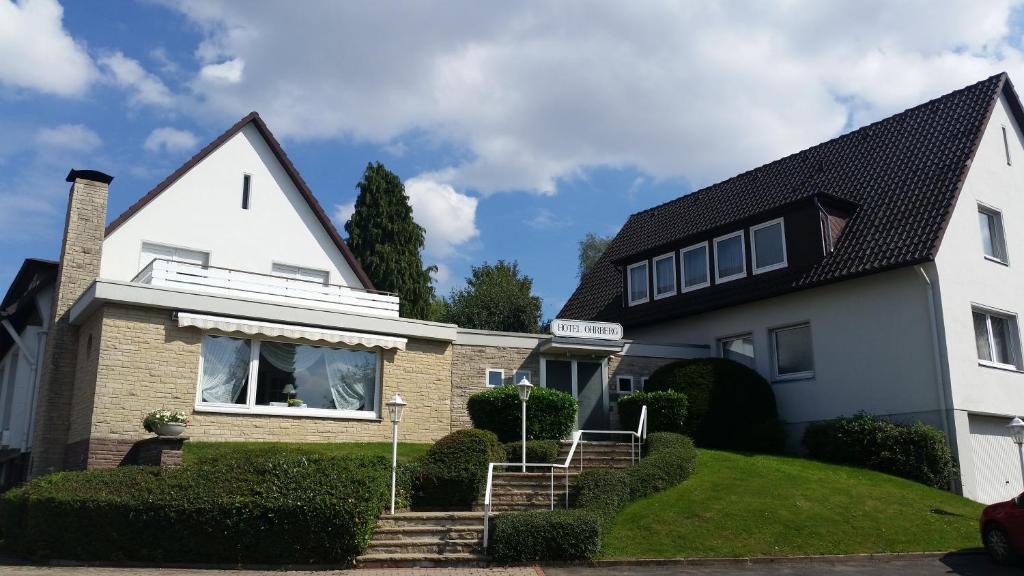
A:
[0,285,51,452]
[100,124,363,287]
[627,267,943,428]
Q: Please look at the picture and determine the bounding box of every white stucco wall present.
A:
[626,267,943,431]
[100,124,362,287]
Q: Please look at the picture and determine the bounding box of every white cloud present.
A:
[34,124,102,151]
[525,208,561,231]
[198,58,245,84]
[144,127,199,153]
[333,200,355,227]
[405,176,479,259]
[98,51,175,107]
[0,0,97,96]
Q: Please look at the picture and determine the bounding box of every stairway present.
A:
[356,511,487,568]
[558,440,638,468]
[482,470,579,512]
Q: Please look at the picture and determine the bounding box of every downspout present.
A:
[917,265,955,489]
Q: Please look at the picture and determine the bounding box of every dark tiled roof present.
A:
[560,72,1018,322]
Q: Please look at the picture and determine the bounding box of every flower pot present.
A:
[154,422,186,437]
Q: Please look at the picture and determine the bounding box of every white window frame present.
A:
[713,230,747,284]
[271,262,331,285]
[750,218,788,274]
[616,375,634,394]
[771,323,815,381]
[652,252,677,299]
[719,332,754,359]
[193,336,384,420]
[679,241,710,292]
[486,368,505,387]
[513,369,532,385]
[978,203,1009,265]
[139,241,210,271]
[973,305,1023,372]
[639,376,649,390]
[626,261,650,306]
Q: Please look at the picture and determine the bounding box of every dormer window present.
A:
[680,241,710,292]
[653,253,676,299]
[627,261,649,305]
[751,218,787,274]
[714,231,746,283]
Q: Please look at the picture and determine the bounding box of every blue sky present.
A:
[3,1,1024,320]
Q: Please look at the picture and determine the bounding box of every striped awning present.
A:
[176,312,407,350]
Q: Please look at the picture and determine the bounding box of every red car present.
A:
[982,492,1024,563]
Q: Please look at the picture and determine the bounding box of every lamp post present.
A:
[1009,417,1024,490]
[516,377,533,473]
[386,394,407,515]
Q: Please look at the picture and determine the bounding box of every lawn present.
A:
[600,449,985,558]
[182,441,431,465]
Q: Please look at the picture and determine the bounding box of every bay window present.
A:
[714,231,746,283]
[974,308,1022,370]
[197,335,381,418]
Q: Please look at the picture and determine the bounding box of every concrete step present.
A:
[355,552,489,569]
[488,502,557,512]
[370,526,483,542]
[364,538,481,555]
[374,511,483,529]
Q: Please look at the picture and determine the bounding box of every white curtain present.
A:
[200,336,250,403]
[325,348,376,411]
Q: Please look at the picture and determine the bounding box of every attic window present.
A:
[627,261,649,306]
[714,231,746,283]
[242,174,252,209]
[819,203,851,255]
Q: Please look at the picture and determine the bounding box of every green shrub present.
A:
[574,467,632,523]
[467,385,577,442]
[414,429,505,508]
[803,412,954,489]
[647,358,782,452]
[0,453,389,564]
[618,391,688,434]
[631,432,699,499]
[490,509,602,561]
[503,439,560,464]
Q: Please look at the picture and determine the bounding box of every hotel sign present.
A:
[550,319,623,341]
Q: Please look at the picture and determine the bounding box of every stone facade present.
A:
[450,344,541,430]
[30,175,109,477]
[607,355,678,428]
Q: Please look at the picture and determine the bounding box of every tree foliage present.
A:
[344,162,435,319]
[578,233,612,279]
[441,260,543,332]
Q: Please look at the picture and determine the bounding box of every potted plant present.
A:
[143,409,190,437]
[287,398,306,408]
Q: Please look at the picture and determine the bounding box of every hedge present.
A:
[803,412,955,488]
[618,391,688,434]
[503,440,560,464]
[647,358,783,452]
[0,453,389,564]
[413,428,506,508]
[491,432,697,562]
[467,385,577,442]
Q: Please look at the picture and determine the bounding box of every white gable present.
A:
[100,123,363,288]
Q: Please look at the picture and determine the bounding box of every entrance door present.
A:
[545,360,573,396]
[577,361,608,430]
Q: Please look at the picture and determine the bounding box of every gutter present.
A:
[916,265,956,489]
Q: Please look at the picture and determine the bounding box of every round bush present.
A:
[503,439,560,464]
[618,391,688,434]
[647,358,782,452]
[467,385,577,442]
[414,428,506,508]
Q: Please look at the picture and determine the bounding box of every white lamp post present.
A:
[1008,417,1024,490]
[386,394,407,515]
[516,377,533,473]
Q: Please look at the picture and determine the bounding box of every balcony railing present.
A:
[133,259,400,318]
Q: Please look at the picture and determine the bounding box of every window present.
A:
[139,242,210,270]
[719,334,755,369]
[680,242,710,292]
[974,308,1022,370]
[1003,125,1013,166]
[513,369,532,386]
[714,231,746,283]
[653,253,676,299]
[242,174,252,209]
[978,205,1008,264]
[616,375,634,394]
[772,323,814,380]
[272,263,330,285]
[196,335,381,418]
[627,261,649,305]
[639,376,649,390]
[750,218,787,273]
[487,368,504,387]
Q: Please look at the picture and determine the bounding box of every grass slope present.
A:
[601,449,984,558]
[182,441,431,465]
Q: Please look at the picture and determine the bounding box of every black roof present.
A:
[0,258,57,359]
[560,72,1020,322]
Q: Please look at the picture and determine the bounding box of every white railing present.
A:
[133,259,401,318]
[481,406,649,549]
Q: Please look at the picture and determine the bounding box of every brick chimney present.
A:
[29,169,111,478]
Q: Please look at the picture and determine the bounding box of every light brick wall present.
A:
[450,344,540,430]
[67,311,103,443]
[607,355,679,428]
[82,304,453,452]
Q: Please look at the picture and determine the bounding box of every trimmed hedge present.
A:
[0,453,389,564]
[504,440,560,464]
[618,391,688,434]
[647,358,783,452]
[467,385,577,442]
[414,428,505,508]
[803,412,955,489]
[491,432,697,562]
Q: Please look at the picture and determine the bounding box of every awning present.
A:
[176,312,407,350]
